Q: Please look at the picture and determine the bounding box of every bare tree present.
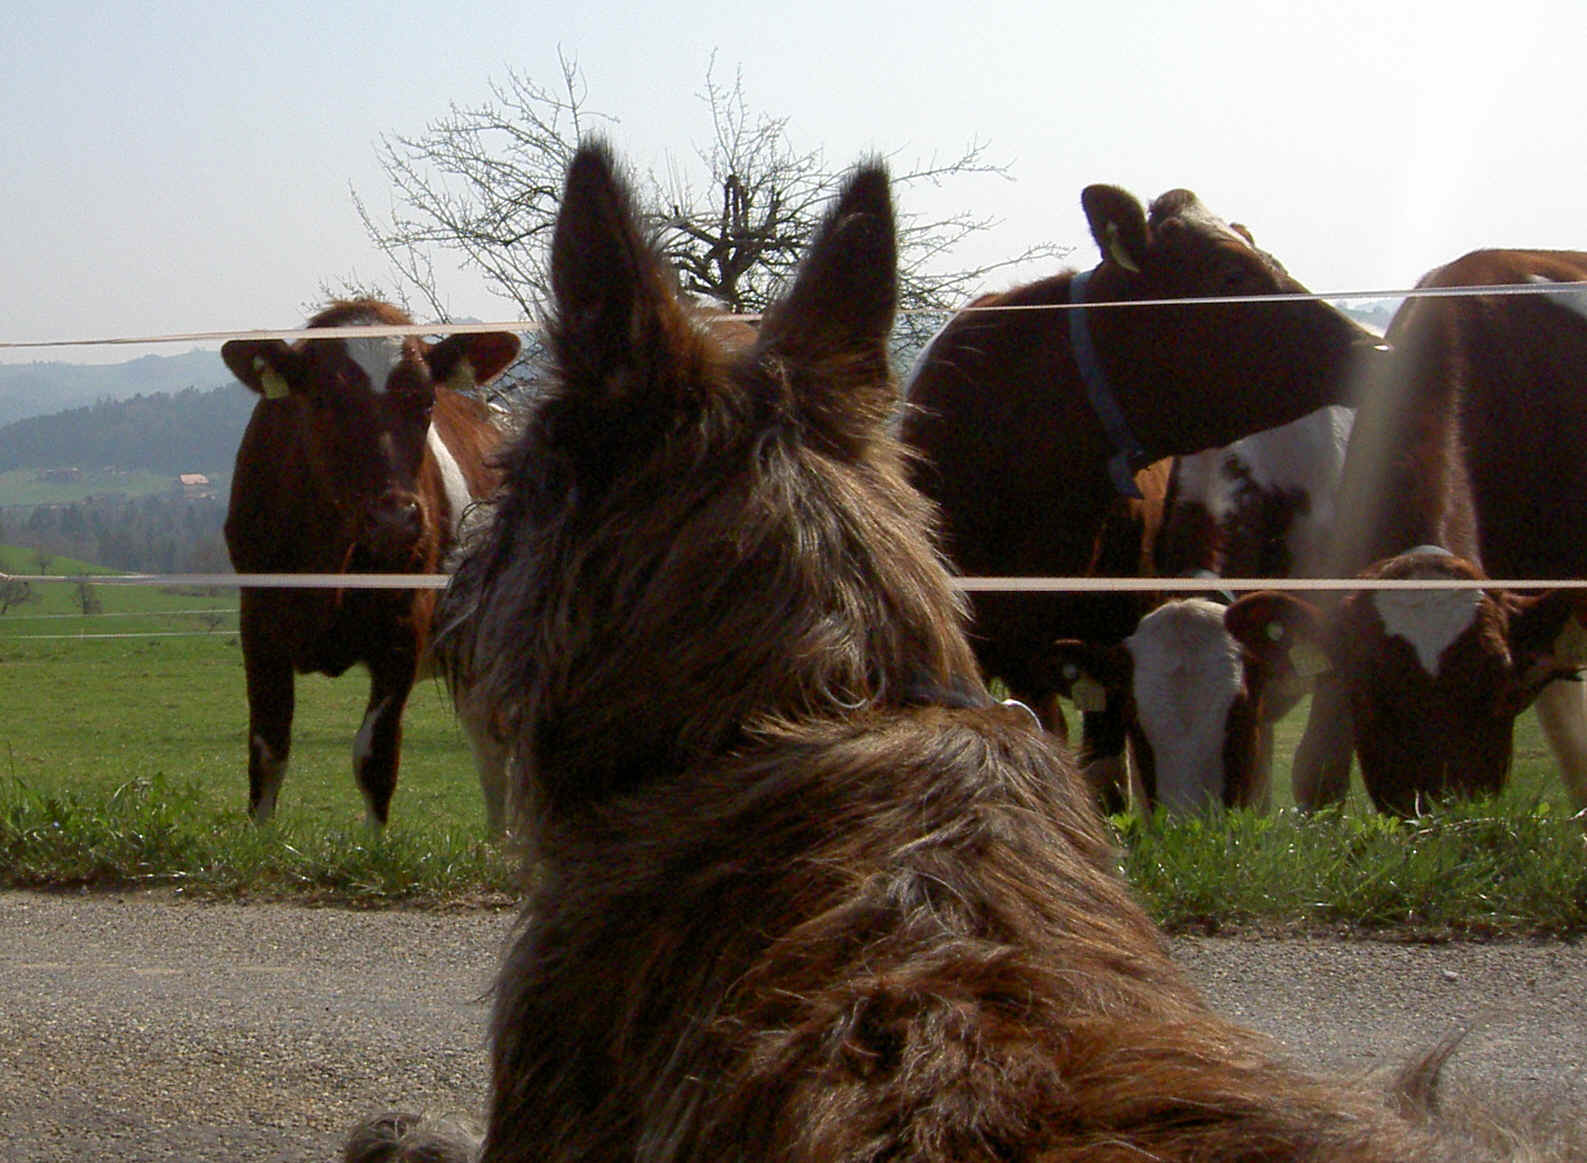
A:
[0,577,34,615]
[351,51,611,324]
[353,53,1066,350]
[72,576,102,617]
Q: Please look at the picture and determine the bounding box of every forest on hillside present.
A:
[0,385,253,475]
[0,492,229,576]
[0,384,249,575]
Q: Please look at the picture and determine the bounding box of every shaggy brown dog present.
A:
[379,143,1548,1161]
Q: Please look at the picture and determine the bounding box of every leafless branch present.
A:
[351,51,1070,352]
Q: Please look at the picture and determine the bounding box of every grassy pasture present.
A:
[1,574,1583,932]
[0,576,512,904]
[0,467,192,508]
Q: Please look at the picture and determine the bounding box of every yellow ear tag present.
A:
[1105,222,1141,274]
[1071,676,1108,714]
[253,357,290,400]
[1289,642,1331,678]
[444,357,477,393]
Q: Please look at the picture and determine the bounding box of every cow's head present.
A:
[1226,551,1587,815]
[222,300,519,569]
[1045,598,1277,814]
[1078,186,1386,456]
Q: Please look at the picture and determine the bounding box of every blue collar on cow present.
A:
[1070,268,1151,499]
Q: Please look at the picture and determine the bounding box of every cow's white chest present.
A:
[426,424,472,538]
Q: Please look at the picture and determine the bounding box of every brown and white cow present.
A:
[1159,404,1356,582]
[1229,250,1587,815]
[1048,404,1355,814]
[1231,551,1587,816]
[221,299,520,828]
[900,186,1386,807]
[1043,597,1292,812]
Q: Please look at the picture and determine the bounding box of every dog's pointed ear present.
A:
[755,161,898,447]
[545,141,696,456]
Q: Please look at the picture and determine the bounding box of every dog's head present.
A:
[445,142,979,813]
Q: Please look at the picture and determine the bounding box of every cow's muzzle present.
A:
[359,491,426,565]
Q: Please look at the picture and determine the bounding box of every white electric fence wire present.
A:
[6,630,236,641]
[3,608,238,622]
[5,279,1587,605]
[1,280,1582,353]
[6,572,1587,594]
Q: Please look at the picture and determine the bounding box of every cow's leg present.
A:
[1080,706,1131,816]
[1248,721,1276,814]
[356,651,418,828]
[1292,675,1354,810]
[1534,680,1587,811]
[242,620,294,825]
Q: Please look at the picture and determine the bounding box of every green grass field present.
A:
[0,571,512,903]
[1,571,1582,932]
[0,467,203,507]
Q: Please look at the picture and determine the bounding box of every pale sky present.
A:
[3,0,1583,363]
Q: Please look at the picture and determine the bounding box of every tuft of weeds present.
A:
[0,774,517,906]
[1117,794,1587,938]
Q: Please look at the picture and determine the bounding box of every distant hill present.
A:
[0,349,231,427]
[0,385,254,478]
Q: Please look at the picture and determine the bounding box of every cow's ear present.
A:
[428,331,521,393]
[1502,590,1587,707]
[1224,591,1334,680]
[222,339,304,400]
[1081,185,1148,274]
[754,161,897,451]
[1043,639,1132,715]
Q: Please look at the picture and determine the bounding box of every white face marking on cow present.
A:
[426,424,473,540]
[1127,599,1244,811]
[1527,274,1587,324]
[1370,586,1482,675]
[345,334,407,392]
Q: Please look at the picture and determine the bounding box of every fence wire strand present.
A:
[2,279,1583,353]
[6,277,1587,615]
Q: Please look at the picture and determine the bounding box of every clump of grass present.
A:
[0,774,517,906]
[6,771,1582,936]
[1118,794,1587,938]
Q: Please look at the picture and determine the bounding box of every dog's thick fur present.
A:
[398,144,1556,1161]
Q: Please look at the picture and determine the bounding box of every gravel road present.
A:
[3,890,1583,1161]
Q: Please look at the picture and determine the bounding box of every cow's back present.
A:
[1333,249,1587,578]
